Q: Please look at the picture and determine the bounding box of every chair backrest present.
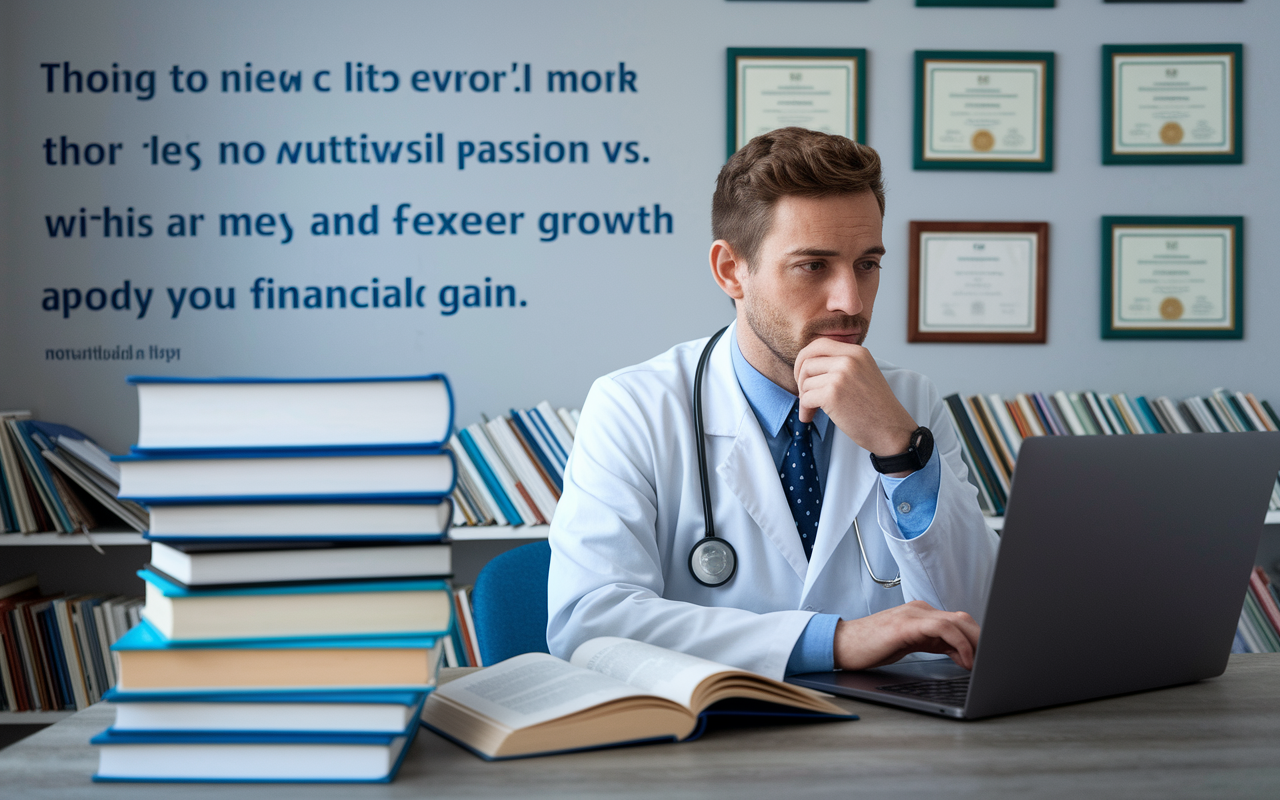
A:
[470,540,552,666]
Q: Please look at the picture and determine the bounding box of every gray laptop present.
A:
[788,431,1280,720]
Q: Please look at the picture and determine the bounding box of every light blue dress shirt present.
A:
[728,335,941,675]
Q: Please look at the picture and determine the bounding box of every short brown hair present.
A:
[712,127,885,267]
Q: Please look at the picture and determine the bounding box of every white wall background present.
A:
[2,0,1276,453]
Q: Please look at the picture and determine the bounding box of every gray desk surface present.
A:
[2,654,1278,799]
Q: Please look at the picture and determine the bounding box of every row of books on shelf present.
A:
[0,411,147,535]
[88,374,460,782]
[446,403,580,528]
[944,388,1280,517]
[0,574,141,712]
[1234,568,1280,654]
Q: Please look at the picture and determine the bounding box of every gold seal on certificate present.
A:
[726,48,866,156]
[908,221,1049,343]
[1103,45,1243,165]
[914,51,1054,171]
[1102,216,1244,340]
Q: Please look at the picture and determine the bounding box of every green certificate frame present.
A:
[914,51,1055,172]
[1102,44,1243,165]
[1101,216,1244,340]
[917,1,1053,6]
[726,48,867,158]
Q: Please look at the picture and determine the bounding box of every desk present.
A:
[2,654,1277,799]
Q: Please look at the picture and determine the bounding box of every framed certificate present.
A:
[914,51,1054,171]
[1102,216,1243,339]
[908,221,1049,343]
[726,48,866,157]
[1102,44,1242,165]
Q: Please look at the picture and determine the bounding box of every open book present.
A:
[420,637,854,759]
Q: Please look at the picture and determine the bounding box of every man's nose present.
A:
[827,267,864,316]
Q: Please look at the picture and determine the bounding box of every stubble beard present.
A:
[743,295,870,370]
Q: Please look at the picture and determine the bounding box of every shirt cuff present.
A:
[879,449,941,539]
[785,613,839,676]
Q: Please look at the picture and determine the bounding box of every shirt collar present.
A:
[730,330,829,440]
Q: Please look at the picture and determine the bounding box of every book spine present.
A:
[1051,391,1086,436]
[1112,395,1144,434]
[1189,397,1223,433]
[524,408,567,473]
[1082,393,1112,435]
[1133,397,1165,434]
[943,402,997,515]
[1068,393,1100,435]
[9,421,73,532]
[0,455,15,532]
[457,429,522,526]
[510,412,563,493]
[556,408,578,438]
[986,394,1023,456]
[1245,395,1278,432]
[1261,400,1280,431]
[489,419,554,523]
[1249,569,1280,640]
[1034,392,1069,436]
[54,600,89,709]
[0,629,14,710]
[1242,592,1279,652]
[476,422,543,526]
[1014,395,1047,437]
[945,395,1005,513]
[1003,400,1032,439]
[966,397,1013,492]
[535,403,575,465]
[0,419,38,532]
[11,606,44,710]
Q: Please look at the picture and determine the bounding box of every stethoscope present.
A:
[687,326,902,590]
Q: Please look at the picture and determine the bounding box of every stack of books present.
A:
[0,573,141,712]
[0,410,148,535]
[91,375,457,783]
[943,388,1280,517]
[446,402,579,529]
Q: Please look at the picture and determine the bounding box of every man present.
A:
[548,128,998,680]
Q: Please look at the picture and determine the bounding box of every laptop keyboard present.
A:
[877,676,970,707]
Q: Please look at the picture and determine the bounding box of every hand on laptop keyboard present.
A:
[834,600,980,671]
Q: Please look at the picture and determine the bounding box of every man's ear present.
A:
[709,240,747,301]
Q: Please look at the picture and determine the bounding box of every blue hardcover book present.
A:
[137,570,452,644]
[9,420,74,532]
[128,374,454,453]
[517,409,563,474]
[456,428,522,525]
[1133,397,1164,434]
[114,447,456,505]
[38,606,73,708]
[104,688,429,735]
[92,725,421,782]
[509,411,563,493]
[0,450,15,532]
[528,406,569,467]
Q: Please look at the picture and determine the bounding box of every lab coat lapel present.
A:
[803,425,878,595]
[701,324,810,583]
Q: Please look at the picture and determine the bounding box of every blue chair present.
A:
[470,540,552,666]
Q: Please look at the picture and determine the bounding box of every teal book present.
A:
[138,569,452,643]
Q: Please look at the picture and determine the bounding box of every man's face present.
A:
[738,191,885,369]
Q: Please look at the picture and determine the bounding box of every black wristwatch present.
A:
[869,426,934,474]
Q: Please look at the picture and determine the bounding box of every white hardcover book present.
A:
[92,604,118,688]
[557,408,578,438]
[1186,397,1222,433]
[466,423,537,526]
[52,599,90,710]
[1084,393,1115,435]
[1156,398,1192,434]
[112,698,421,733]
[42,449,149,532]
[132,376,452,450]
[116,451,454,502]
[149,541,452,586]
[54,435,121,483]
[450,435,507,525]
[1095,394,1128,435]
[537,402,576,462]
[1233,391,1268,431]
[1114,394,1148,434]
[986,395,1022,456]
[517,409,564,477]
[1208,393,1244,432]
[1051,392,1086,436]
[147,502,450,538]
[1246,394,1279,432]
[486,419,557,523]
[1014,394,1046,438]
[95,736,412,782]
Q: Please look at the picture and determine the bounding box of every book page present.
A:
[430,652,639,729]
[570,637,731,710]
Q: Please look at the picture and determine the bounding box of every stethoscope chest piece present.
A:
[689,536,737,587]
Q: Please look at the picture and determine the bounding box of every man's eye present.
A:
[858,260,882,272]
[800,261,824,272]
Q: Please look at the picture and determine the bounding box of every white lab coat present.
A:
[547,323,1000,679]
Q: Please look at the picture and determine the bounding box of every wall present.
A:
[2,0,1275,453]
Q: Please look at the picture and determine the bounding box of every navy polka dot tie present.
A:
[781,404,822,560]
